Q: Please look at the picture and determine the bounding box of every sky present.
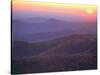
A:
[12,0,97,22]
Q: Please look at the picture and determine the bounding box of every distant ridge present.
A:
[12,34,96,59]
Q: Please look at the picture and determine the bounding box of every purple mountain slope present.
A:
[12,18,96,42]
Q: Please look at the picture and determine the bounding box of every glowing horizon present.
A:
[12,0,97,22]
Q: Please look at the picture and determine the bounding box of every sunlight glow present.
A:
[87,9,93,14]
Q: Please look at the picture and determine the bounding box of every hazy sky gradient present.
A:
[12,0,97,22]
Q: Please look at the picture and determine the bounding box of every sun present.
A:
[87,9,93,14]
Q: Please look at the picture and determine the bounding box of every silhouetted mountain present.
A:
[12,17,97,74]
[12,34,96,59]
[39,34,96,56]
[12,18,96,42]
[22,17,48,23]
[12,34,97,74]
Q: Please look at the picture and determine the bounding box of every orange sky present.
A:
[12,0,97,22]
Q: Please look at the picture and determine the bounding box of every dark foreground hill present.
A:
[11,34,97,74]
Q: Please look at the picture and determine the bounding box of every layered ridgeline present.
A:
[12,34,96,59]
[12,18,97,74]
[12,34,97,74]
[12,17,96,42]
